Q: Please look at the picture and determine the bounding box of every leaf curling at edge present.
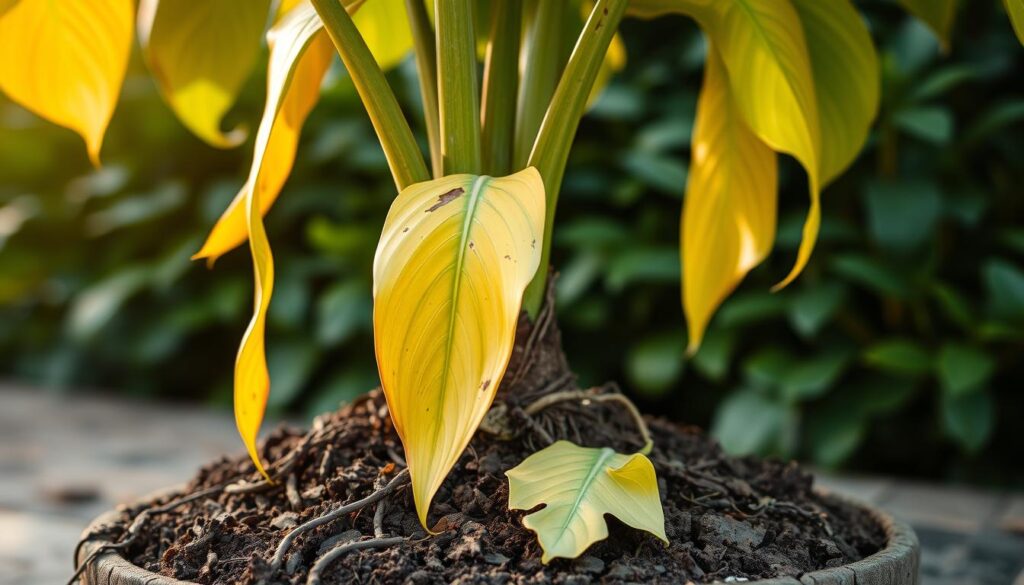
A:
[506,440,668,563]
[374,168,545,529]
[0,0,133,166]
[628,0,878,349]
[137,0,272,148]
[682,43,777,352]
[192,0,412,265]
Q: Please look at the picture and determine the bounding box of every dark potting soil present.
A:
[103,389,885,585]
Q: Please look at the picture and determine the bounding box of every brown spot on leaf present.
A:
[402,227,409,233]
[504,255,511,260]
[480,379,491,392]
[469,241,475,249]
[426,187,465,212]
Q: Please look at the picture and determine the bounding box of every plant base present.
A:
[75,388,917,585]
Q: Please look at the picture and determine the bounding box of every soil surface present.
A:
[82,310,884,584]
[85,387,883,585]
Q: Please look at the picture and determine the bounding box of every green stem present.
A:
[404,0,443,178]
[480,0,522,176]
[522,0,627,317]
[311,0,429,190]
[513,0,565,170]
[436,0,481,175]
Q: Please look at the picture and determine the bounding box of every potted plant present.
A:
[1,0,1018,583]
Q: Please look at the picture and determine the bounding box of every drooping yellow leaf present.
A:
[1005,0,1024,46]
[682,46,776,351]
[0,0,132,165]
[228,1,335,480]
[897,0,957,46]
[374,168,545,528]
[792,0,879,184]
[193,3,334,265]
[506,441,668,563]
[138,0,271,148]
[193,0,412,264]
[625,0,821,289]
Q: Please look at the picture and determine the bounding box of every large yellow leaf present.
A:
[138,0,271,147]
[792,0,879,184]
[374,168,545,528]
[1006,0,1024,46]
[0,0,132,165]
[897,0,957,46]
[626,0,821,288]
[193,0,411,264]
[682,46,776,351]
[506,440,668,562]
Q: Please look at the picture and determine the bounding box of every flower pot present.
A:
[76,486,919,585]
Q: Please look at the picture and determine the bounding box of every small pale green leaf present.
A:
[780,350,851,402]
[936,343,996,397]
[626,332,686,396]
[787,281,846,338]
[941,391,994,453]
[712,389,794,456]
[506,441,667,563]
[893,107,954,144]
[983,259,1024,319]
[863,339,933,377]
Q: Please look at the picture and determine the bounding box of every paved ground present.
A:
[1,383,1022,585]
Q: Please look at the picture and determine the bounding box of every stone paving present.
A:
[1,384,1021,585]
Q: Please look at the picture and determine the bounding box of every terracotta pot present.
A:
[76,487,919,585]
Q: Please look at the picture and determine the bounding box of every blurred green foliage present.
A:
[1,0,1022,484]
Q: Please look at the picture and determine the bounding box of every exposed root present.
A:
[270,468,410,572]
[523,386,654,454]
[306,537,405,585]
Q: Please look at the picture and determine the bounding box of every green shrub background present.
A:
[1,1,1021,485]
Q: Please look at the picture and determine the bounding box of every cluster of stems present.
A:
[309,0,628,317]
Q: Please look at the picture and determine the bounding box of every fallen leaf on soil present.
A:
[506,440,668,562]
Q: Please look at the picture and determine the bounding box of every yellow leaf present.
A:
[700,1,821,289]
[352,0,412,70]
[682,46,776,351]
[193,0,411,264]
[193,3,334,265]
[138,0,271,148]
[374,168,545,528]
[792,0,879,185]
[229,1,335,480]
[506,441,668,563]
[1005,0,1024,46]
[0,0,132,165]
[897,0,957,46]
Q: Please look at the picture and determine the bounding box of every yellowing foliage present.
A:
[0,0,133,165]
[506,441,667,562]
[138,0,271,147]
[682,47,777,351]
[374,168,545,528]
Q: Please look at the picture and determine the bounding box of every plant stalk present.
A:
[311,0,429,190]
[480,0,522,176]
[513,0,566,170]
[522,0,628,317]
[404,0,443,178]
[435,0,482,175]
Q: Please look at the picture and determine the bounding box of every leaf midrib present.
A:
[433,175,491,446]
[554,447,616,545]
